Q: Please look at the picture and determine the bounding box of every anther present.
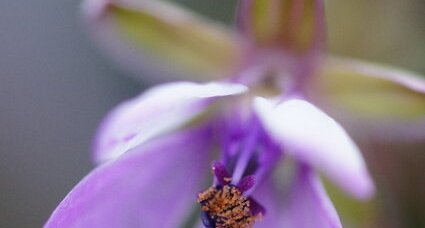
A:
[198,161,265,228]
[197,185,259,228]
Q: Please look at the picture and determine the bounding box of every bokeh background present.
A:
[0,0,424,227]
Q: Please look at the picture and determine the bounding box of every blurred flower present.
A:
[45,0,425,227]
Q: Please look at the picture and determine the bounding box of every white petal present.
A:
[94,81,247,164]
[254,97,374,199]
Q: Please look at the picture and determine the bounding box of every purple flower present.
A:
[45,0,425,227]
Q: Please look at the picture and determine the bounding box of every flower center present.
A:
[197,117,280,227]
[197,161,265,228]
[197,185,259,228]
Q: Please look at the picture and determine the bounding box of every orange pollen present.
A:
[197,185,259,228]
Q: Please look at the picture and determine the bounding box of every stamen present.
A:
[237,175,255,193]
[212,161,232,186]
[244,134,282,196]
[232,122,259,184]
[197,185,260,228]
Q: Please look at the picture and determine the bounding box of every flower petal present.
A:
[252,165,341,228]
[236,0,325,53]
[315,56,425,117]
[94,81,247,164]
[281,165,342,228]
[254,97,374,199]
[310,56,425,142]
[82,0,242,81]
[45,128,211,227]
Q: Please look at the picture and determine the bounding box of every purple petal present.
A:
[45,128,212,227]
[280,165,342,228]
[251,165,341,228]
[236,0,325,53]
[93,81,247,164]
[254,97,375,199]
[82,0,241,82]
[249,181,282,228]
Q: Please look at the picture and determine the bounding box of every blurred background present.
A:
[0,0,423,227]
